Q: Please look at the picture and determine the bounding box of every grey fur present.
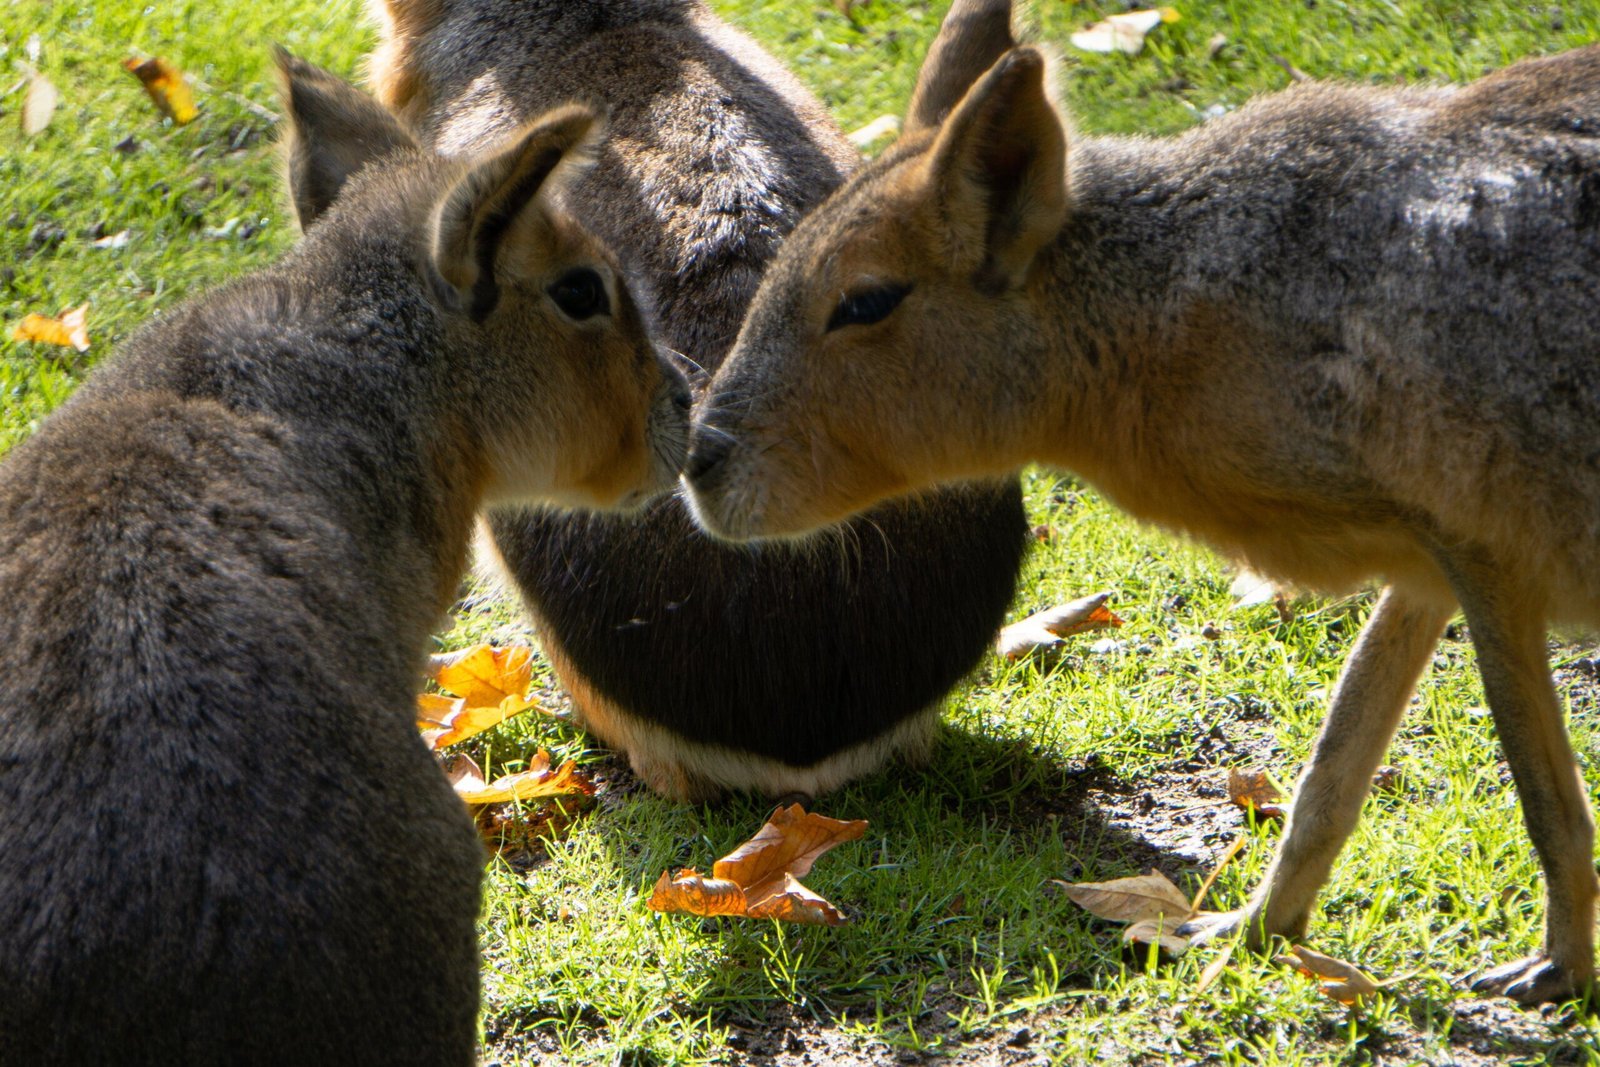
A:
[0,54,685,1064]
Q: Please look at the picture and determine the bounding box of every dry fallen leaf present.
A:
[444,750,593,806]
[1227,767,1288,819]
[22,70,58,135]
[1123,916,1190,957]
[1276,945,1382,1005]
[847,114,900,148]
[124,56,197,124]
[1196,938,1238,992]
[1058,869,1202,957]
[429,643,534,707]
[647,804,867,926]
[418,643,541,749]
[1055,869,1194,925]
[1070,7,1180,56]
[11,304,90,352]
[997,591,1123,661]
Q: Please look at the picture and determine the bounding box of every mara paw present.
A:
[1471,954,1589,1007]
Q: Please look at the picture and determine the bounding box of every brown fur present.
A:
[365,0,1030,801]
[0,54,686,1065]
[686,44,1600,1004]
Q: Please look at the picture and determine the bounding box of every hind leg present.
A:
[1441,553,1597,1005]
[1182,587,1450,946]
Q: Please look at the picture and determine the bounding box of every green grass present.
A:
[6,1,1600,1064]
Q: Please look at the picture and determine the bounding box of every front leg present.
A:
[1182,587,1449,947]
[1441,552,1598,1006]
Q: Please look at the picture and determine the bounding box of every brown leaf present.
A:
[1055,869,1194,925]
[443,750,594,806]
[1275,945,1382,1005]
[646,804,867,926]
[997,592,1123,661]
[1227,768,1288,819]
[22,71,58,135]
[1122,917,1190,957]
[124,56,197,124]
[11,304,90,352]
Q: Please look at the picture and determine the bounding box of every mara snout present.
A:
[685,39,1600,1006]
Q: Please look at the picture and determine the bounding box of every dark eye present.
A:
[826,283,912,332]
[547,268,610,321]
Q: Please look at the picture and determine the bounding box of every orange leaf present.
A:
[647,804,866,926]
[444,750,594,805]
[997,592,1124,661]
[647,869,751,918]
[417,644,540,748]
[417,691,535,750]
[1227,768,1288,819]
[11,304,90,352]
[1275,945,1382,1006]
[124,56,197,124]
[429,643,534,707]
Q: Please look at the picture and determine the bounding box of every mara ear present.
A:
[923,47,1067,294]
[905,0,1016,133]
[275,47,417,229]
[431,104,603,320]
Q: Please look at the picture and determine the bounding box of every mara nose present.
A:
[684,428,731,485]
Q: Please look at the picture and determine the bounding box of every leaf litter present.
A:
[649,804,867,925]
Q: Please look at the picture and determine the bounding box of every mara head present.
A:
[277,50,688,513]
[682,43,1068,541]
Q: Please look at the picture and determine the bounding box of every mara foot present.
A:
[1472,954,1590,1007]
[1176,907,1294,952]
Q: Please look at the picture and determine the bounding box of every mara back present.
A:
[0,53,684,1064]
[368,0,1030,800]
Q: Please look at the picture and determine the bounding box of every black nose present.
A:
[685,429,731,485]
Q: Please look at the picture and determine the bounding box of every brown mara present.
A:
[0,54,685,1065]
[365,0,1032,801]
[685,43,1600,1004]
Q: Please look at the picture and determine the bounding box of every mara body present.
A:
[0,54,685,1064]
[686,43,1600,1003]
[366,0,1030,800]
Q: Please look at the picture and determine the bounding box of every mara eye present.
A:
[547,268,611,321]
[826,283,912,332]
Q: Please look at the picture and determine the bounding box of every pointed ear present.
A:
[275,47,417,229]
[905,0,1015,133]
[431,104,604,320]
[924,47,1067,293]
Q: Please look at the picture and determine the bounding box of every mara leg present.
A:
[1442,553,1598,1005]
[1183,587,1450,946]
